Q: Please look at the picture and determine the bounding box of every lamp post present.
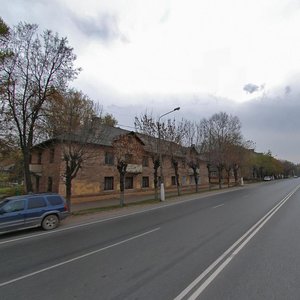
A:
[158,107,180,201]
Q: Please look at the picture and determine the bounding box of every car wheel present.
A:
[42,214,59,230]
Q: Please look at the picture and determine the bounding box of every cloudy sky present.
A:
[3,0,300,162]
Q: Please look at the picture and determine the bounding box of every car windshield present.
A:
[0,199,9,209]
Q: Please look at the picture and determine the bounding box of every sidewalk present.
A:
[70,185,242,213]
[63,185,247,227]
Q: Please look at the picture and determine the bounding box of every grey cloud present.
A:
[160,8,171,23]
[285,85,291,95]
[243,83,260,93]
[72,14,129,44]
[101,80,300,163]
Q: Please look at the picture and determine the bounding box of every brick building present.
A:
[29,126,209,203]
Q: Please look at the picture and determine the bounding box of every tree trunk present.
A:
[227,170,230,187]
[233,165,239,185]
[207,164,211,190]
[120,172,125,207]
[175,169,181,196]
[22,148,32,193]
[154,166,158,201]
[194,170,199,193]
[218,166,223,189]
[65,175,72,212]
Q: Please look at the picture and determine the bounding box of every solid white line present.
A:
[188,189,294,299]
[174,184,300,300]
[212,204,224,209]
[0,227,160,288]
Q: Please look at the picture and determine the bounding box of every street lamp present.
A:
[158,107,180,201]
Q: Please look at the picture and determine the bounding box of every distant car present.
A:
[263,176,272,181]
[0,193,69,234]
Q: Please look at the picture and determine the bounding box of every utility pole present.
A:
[157,107,180,201]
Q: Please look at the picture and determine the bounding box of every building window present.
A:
[35,176,40,192]
[142,156,149,167]
[171,176,176,186]
[142,176,149,188]
[49,148,55,163]
[182,176,187,186]
[47,177,53,192]
[38,151,42,164]
[210,171,217,178]
[104,177,114,190]
[125,177,133,189]
[105,152,114,165]
[125,154,133,163]
[190,175,195,185]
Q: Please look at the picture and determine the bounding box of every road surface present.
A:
[1,179,300,299]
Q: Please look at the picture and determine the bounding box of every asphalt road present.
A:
[1,179,300,300]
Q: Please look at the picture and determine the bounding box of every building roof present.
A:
[32,125,131,148]
[32,125,207,162]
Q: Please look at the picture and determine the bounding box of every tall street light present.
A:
[158,107,180,201]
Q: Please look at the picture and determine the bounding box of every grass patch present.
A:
[0,185,24,197]
[72,198,160,216]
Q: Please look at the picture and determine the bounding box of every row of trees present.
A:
[1,18,298,207]
[134,112,252,194]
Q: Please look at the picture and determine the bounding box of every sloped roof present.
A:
[32,125,138,148]
[31,125,207,162]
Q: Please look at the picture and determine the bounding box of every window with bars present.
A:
[38,152,42,164]
[142,156,149,167]
[47,177,53,192]
[105,152,114,165]
[125,177,133,189]
[171,176,176,186]
[104,177,114,190]
[49,148,55,163]
[142,176,149,188]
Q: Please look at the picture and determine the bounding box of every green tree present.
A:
[0,22,80,193]
[101,113,118,127]
[0,17,9,60]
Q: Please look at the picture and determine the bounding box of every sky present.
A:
[2,0,300,163]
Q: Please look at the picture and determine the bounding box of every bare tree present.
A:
[181,120,205,193]
[200,112,243,189]
[134,113,160,200]
[161,119,188,196]
[112,133,144,207]
[44,89,103,210]
[0,22,80,192]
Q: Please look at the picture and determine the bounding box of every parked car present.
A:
[263,176,272,181]
[0,193,69,234]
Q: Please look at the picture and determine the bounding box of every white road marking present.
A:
[175,184,300,300]
[212,204,224,209]
[0,227,160,288]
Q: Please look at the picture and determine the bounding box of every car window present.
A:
[46,195,63,206]
[3,200,25,213]
[28,197,47,209]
